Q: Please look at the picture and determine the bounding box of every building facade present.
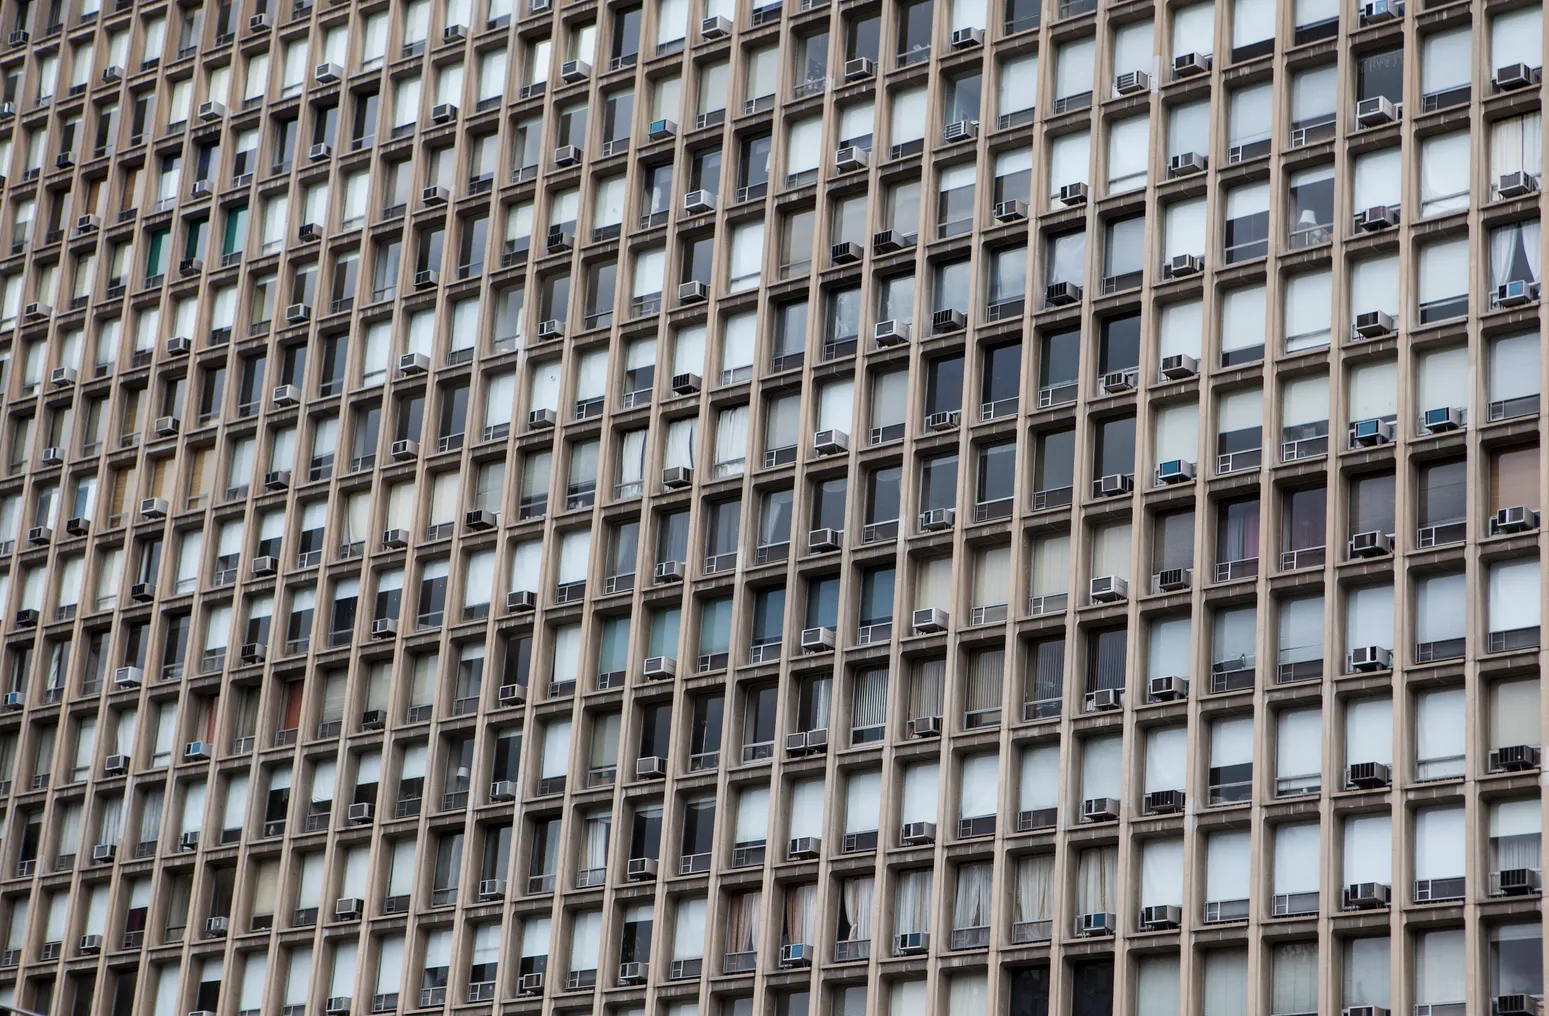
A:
[0,0,1544,1014]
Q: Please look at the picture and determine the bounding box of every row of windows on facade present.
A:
[1,777,1541,1013]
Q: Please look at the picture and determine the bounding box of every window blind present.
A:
[1144,726,1187,792]
[1274,822,1319,893]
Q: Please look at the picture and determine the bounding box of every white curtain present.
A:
[1274,822,1320,893]
[1140,838,1184,907]
[1075,846,1117,914]
[1345,697,1394,766]
[1489,559,1541,632]
[1014,855,1055,922]
[958,754,998,818]
[1144,726,1187,792]
[1271,942,1319,1016]
[1344,815,1393,883]
[1415,806,1465,879]
[1205,831,1250,901]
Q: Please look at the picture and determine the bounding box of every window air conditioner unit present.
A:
[1494,868,1542,895]
[65,517,90,537]
[617,961,649,984]
[114,666,143,687]
[1493,506,1541,534]
[370,618,397,638]
[1494,997,1541,1016]
[1172,52,1210,77]
[1488,744,1541,772]
[198,101,227,122]
[1348,530,1392,558]
[553,145,582,167]
[1345,646,1391,672]
[1148,675,1188,700]
[844,57,875,81]
[1155,567,1191,592]
[1099,370,1136,395]
[361,709,387,729]
[1343,882,1390,909]
[908,716,942,738]
[925,410,960,431]
[831,240,863,264]
[1168,152,1206,176]
[346,802,374,824]
[1354,310,1395,338]
[284,303,311,324]
[315,62,343,83]
[949,26,984,47]
[1085,688,1122,711]
[308,142,333,161]
[1058,182,1088,206]
[489,780,517,802]
[873,229,911,252]
[1497,280,1540,307]
[911,608,949,634]
[25,525,50,545]
[942,120,978,143]
[1495,63,1542,90]
[662,465,694,488]
[1155,459,1195,485]
[325,998,352,1016]
[272,384,300,407]
[464,509,496,531]
[183,740,214,762]
[1090,575,1128,602]
[1116,70,1151,94]
[179,831,200,851]
[874,319,911,345]
[1097,473,1134,497]
[788,836,821,860]
[1356,205,1395,231]
[39,447,63,466]
[1140,905,1181,929]
[139,497,169,520]
[894,932,929,955]
[801,626,836,652]
[1362,0,1402,19]
[931,308,967,333]
[397,352,429,376]
[250,12,271,28]
[1346,761,1392,788]
[635,756,668,778]
[1167,253,1203,277]
[808,528,841,552]
[835,146,869,171]
[899,821,936,845]
[390,439,419,461]
[671,372,701,396]
[1349,418,1394,447]
[92,842,117,862]
[382,528,409,549]
[677,280,708,303]
[627,857,659,881]
[919,507,955,531]
[507,590,537,612]
[643,655,678,677]
[536,320,563,341]
[1046,281,1082,306]
[1152,358,1198,387]
[1499,171,1540,198]
[1077,912,1117,936]
[430,102,459,124]
[517,973,545,996]
[683,189,715,214]
[1082,797,1120,822]
[335,897,364,920]
[1418,405,1465,433]
[1355,96,1398,128]
[74,215,101,234]
[104,755,129,775]
[0,692,20,710]
[1144,789,1186,814]
[102,66,123,82]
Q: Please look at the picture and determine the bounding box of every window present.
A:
[1420,133,1471,218]
[1421,28,1472,111]
[1489,219,1541,308]
[1204,834,1250,920]
[1489,332,1541,420]
[1276,709,1321,797]
[1224,181,1269,262]
[1490,113,1542,198]
[1208,716,1252,806]
[1488,558,1541,652]
[1287,165,1334,248]
[1228,83,1272,161]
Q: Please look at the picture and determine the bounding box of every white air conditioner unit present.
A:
[1101,371,1136,394]
[308,142,333,161]
[1349,418,1394,447]
[1357,205,1395,231]
[1140,905,1182,930]
[198,101,227,121]
[273,384,300,407]
[1090,575,1129,602]
[683,189,715,215]
[874,319,911,345]
[899,821,936,845]
[1172,52,1210,77]
[635,756,668,778]
[1149,676,1188,700]
[844,57,875,81]
[370,618,398,639]
[325,998,352,1016]
[1497,280,1541,307]
[942,119,978,143]
[1097,473,1134,496]
[1046,281,1082,306]
[335,897,363,920]
[346,802,374,824]
[835,146,869,171]
[1155,459,1196,485]
[284,303,311,324]
[1493,506,1540,534]
[813,429,849,455]
[1058,182,1088,206]
[648,118,677,141]
[1085,688,1122,711]
[1344,881,1391,908]
[662,466,693,488]
[643,656,677,678]
[908,716,942,738]
[1167,253,1203,277]
[528,408,557,428]
[1355,96,1398,128]
[1499,171,1540,199]
[104,755,129,775]
[911,608,948,634]
[139,497,169,520]
[925,410,960,431]
[919,507,955,531]
[506,590,537,612]
[1346,646,1392,673]
[1422,406,1465,432]
[315,62,343,83]
[114,666,143,687]
[1116,70,1151,94]
[382,529,409,549]
[873,229,911,252]
[166,336,192,355]
[1077,912,1117,936]
[430,102,458,124]
[1168,152,1206,176]
[1082,797,1120,821]
[553,145,582,166]
[801,626,836,652]
[626,857,659,881]
[183,741,213,761]
[1495,63,1542,90]
[390,439,419,461]
[807,528,841,552]
[992,199,1027,222]
[561,60,592,82]
[421,185,449,206]
[788,836,821,860]
[1346,761,1392,789]
[1159,353,1199,379]
[950,26,984,47]
[1348,530,1392,558]
[1353,310,1395,339]
[73,215,101,234]
[1155,567,1191,592]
